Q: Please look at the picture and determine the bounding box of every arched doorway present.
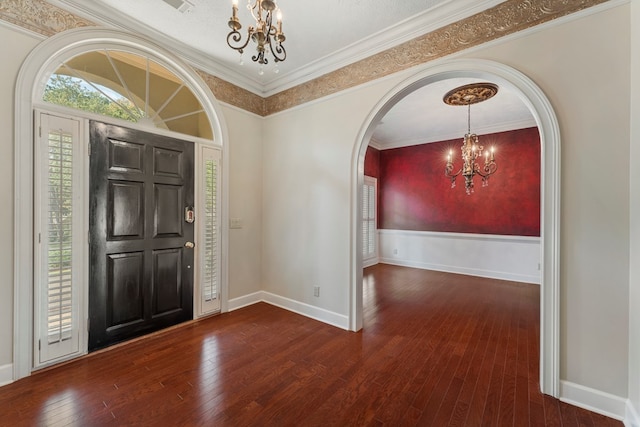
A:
[14,28,230,380]
[350,59,560,397]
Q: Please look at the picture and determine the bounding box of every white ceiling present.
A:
[372,78,536,149]
[51,0,536,149]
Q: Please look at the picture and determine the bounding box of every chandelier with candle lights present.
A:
[227,0,286,67]
[444,83,499,195]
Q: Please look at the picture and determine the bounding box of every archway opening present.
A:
[351,59,560,397]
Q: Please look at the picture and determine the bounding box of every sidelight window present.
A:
[35,112,85,365]
[198,146,221,315]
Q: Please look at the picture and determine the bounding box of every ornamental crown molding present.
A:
[1,0,612,117]
[261,0,611,116]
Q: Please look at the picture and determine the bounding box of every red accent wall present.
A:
[379,127,540,236]
[364,145,380,178]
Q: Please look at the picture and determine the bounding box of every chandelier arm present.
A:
[269,38,286,62]
[252,50,268,64]
[249,0,259,22]
[445,165,462,178]
[475,163,498,178]
[227,29,253,53]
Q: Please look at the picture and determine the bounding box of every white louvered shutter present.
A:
[36,113,83,365]
[363,176,377,263]
[198,146,221,314]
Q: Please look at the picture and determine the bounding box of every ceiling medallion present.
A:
[444,83,499,195]
[443,82,499,106]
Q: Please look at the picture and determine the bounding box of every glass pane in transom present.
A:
[43,49,213,140]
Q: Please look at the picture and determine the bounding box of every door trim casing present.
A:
[14,28,230,381]
[350,58,561,397]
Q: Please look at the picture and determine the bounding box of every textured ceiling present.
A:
[53,0,505,94]
[49,0,535,148]
[372,78,535,149]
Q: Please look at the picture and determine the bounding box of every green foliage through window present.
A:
[44,74,143,123]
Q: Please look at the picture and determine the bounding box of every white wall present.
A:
[378,230,540,284]
[0,24,40,373]
[261,3,630,401]
[628,0,640,424]
[474,5,631,398]
[262,82,400,316]
[223,104,263,300]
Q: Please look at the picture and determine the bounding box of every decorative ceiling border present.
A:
[2,0,611,117]
[262,0,610,115]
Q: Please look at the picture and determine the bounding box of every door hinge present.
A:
[38,233,41,244]
[38,126,42,138]
[88,142,91,156]
[38,339,41,351]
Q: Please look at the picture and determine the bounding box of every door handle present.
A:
[185,241,195,248]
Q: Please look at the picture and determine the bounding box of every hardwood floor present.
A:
[0,264,622,426]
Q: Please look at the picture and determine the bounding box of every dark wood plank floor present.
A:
[0,264,623,426]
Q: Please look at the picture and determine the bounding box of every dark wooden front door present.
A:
[88,121,194,351]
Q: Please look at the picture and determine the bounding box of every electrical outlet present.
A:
[313,286,320,297]
[230,218,243,229]
[393,248,398,255]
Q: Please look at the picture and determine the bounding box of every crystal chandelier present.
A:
[227,0,286,67]
[444,83,499,195]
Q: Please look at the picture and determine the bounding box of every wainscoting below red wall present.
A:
[376,127,540,236]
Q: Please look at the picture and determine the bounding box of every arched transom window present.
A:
[43,49,213,140]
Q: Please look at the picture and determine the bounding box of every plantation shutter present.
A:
[198,146,221,315]
[35,113,83,365]
[363,176,377,264]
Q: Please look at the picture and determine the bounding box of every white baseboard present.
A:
[262,292,349,330]
[228,291,263,311]
[627,400,640,427]
[228,291,349,331]
[0,363,13,387]
[363,257,378,268]
[560,380,626,421]
[379,257,541,284]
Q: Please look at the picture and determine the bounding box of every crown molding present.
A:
[2,0,618,116]
[368,138,383,151]
[375,117,537,151]
[47,0,507,97]
[261,0,507,96]
[262,0,612,116]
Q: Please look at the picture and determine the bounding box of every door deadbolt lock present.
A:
[185,206,195,223]
[185,241,195,248]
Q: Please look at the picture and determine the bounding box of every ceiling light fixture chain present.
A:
[227,0,287,66]
[443,83,499,195]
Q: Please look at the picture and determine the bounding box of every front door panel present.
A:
[89,121,194,351]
